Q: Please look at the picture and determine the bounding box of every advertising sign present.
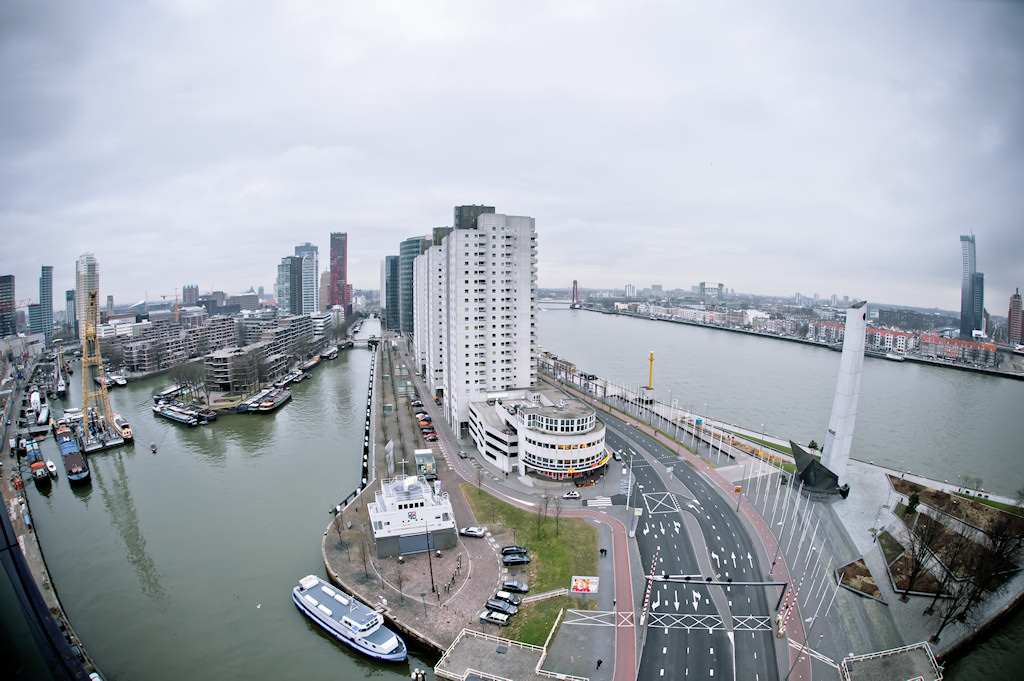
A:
[570,576,599,594]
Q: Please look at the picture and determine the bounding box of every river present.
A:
[21,309,1024,679]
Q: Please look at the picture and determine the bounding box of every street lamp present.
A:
[491,501,496,524]
[512,525,517,545]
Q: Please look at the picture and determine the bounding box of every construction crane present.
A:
[160,290,179,323]
[81,290,116,434]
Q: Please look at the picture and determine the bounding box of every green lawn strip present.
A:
[877,531,905,565]
[505,596,596,647]
[462,483,598,593]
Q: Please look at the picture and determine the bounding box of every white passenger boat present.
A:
[291,575,407,661]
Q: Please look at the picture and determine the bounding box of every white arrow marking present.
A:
[674,590,681,611]
[747,552,754,569]
[731,552,737,568]
[692,590,701,611]
[711,551,720,567]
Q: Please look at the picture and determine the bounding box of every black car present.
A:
[501,553,530,566]
[502,580,529,593]
[501,545,527,556]
[494,590,522,606]
[485,598,518,616]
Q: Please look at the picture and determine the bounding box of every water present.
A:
[537,305,1024,679]
[23,319,435,681]
[21,310,1024,679]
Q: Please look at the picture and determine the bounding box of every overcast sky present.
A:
[2,1,1022,315]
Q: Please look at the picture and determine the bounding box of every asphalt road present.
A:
[603,413,779,681]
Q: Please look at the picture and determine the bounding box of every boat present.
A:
[37,405,50,426]
[323,346,339,360]
[150,442,157,453]
[257,388,291,412]
[56,376,67,398]
[112,413,134,441]
[46,459,58,477]
[238,388,273,413]
[30,459,51,487]
[291,575,407,661]
[153,385,187,404]
[153,403,198,427]
[300,356,321,372]
[111,374,127,387]
[885,352,906,362]
[56,426,90,483]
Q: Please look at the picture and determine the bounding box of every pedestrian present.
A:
[612,599,616,608]
[596,659,603,670]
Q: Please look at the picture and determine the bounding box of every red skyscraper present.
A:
[329,232,349,313]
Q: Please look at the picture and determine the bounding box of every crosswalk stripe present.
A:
[587,497,614,507]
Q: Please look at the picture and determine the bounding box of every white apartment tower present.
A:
[75,252,99,339]
[413,212,538,433]
[294,243,319,314]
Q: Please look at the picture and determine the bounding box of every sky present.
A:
[1,0,1022,315]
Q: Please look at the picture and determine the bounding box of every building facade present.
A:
[399,236,430,336]
[467,387,607,479]
[75,252,99,339]
[294,243,319,315]
[413,210,538,432]
[329,232,348,312]
[368,476,457,558]
[1009,289,1022,346]
[960,235,983,339]
[382,255,400,332]
[275,256,303,315]
[65,290,76,338]
[37,266,53,338]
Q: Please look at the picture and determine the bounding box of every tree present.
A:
[906,493,921,516]
[537,495,551,538]
[553,496,565,535]
[808,440,818,451]
[899,509,945,602]
[394,561,406,603]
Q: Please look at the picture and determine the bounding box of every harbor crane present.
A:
[160,290,180,323]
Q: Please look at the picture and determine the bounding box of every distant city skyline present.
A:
[2,2,1022,314]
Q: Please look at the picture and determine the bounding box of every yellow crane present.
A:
[160,290,179,323]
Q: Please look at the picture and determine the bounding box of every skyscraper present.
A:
[75,252,99,339]
[329,232,348,313]
[0,275,15,337]
[182,285,199,306]
[275,256,304,315]
[960,235,978,338]
[413,208,537,431]
[399,235,430,336]
[294,243,319,314]
[382,255,400,332]
[39,265,53,338]
[1009,289,1022,346]
[65,290,76,338]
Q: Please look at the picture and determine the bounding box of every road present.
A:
[603,413,779,681]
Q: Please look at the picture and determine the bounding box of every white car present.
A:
[460,526,486,537]
[563,490,580,499]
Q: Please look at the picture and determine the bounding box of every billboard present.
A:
[570,576,599,594]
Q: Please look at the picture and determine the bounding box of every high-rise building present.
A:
[1009,288,1022,346]
[38,266,53,338]
[973,272,985,336]
[382,255,400,332]
[960,235,980,338]
[413,209,537,432]
[1,275,16,337]
[275,256,304,315]
[182,285,199,306]
[318,271,330,313]
[624,284,636,298]
[106,295,115,318]
[65,290,76,338]
[399,236,430,336]
[329,232,348,313]
[75,252,99,339]
[294,243,319,314]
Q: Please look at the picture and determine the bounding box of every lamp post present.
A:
[491,502,496,524]
[425,519,436,593]
[512,525,517,546]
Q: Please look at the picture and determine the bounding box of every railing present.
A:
[522,588,568,603]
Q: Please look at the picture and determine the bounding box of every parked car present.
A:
[494,590,521,606]
[457,450,468,458]
[502,580,529,593]
[613,450,623,461]
[502,553,530,566]
[460,526,486,537]
[562,490,580,499]
[485,598,518,616]
[501,545,528,556]
[411,401,423,408]
[425,434,438,442]
[479,610,510,627]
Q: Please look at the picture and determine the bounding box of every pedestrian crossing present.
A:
[587,496,614,507]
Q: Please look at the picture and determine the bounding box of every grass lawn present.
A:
[877,530,905,565]
[462,483,599,593]
[952,492,1024,517]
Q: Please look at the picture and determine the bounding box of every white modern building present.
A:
[295,242,320,315]
[821,300,867,486]
[412,211,538,434]
[75,252,99,339]
[467,387,607,480]
[368,475,457,558]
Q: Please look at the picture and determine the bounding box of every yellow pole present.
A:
[648,352,654,390]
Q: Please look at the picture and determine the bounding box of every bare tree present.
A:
[553,495,565,535]
[899,509,945,602]
[476,465,484,492]
[537,495,551,538]
[395,562,406,603]
[357,532,370,578]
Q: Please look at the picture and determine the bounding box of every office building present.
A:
[38,266,53,338]
[182,285,199,306]
[624,284,636,298]
[294,243,319,314]
[65,290,76,338]
[1009,289,1022,346]
[399,236,430,336]
[329,232,349,312]
[275,256,303,315]
[1,275,16,337]
[959,235,985,339]
[382,255,400,332]
[75,253,99,339]
[413,209,538,432]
